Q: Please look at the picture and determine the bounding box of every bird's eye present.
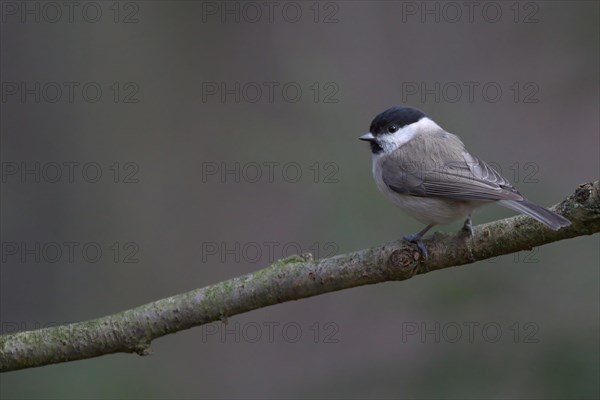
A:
[387,125,399,133]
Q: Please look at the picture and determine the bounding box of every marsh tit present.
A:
[359,106,570,258]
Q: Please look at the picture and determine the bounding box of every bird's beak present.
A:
[359,132,375,142]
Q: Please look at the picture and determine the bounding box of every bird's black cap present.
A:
[369,106,426,136]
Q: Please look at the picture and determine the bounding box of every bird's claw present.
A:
[461,216,474,238]
[403,234,428,260]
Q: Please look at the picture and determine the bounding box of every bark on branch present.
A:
[1,181,598,373]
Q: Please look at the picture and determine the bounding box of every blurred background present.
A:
[1,1,598,398]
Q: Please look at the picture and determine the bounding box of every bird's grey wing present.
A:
[462,151,516,190]
[382,152,523,201]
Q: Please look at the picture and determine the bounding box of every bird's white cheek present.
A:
[379,130,417,152]
[378,117,441,153]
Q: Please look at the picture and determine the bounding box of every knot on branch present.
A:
[133,341,152,356]
[574,182,600,211]
[389,249,420,277]
[575,183,593,203]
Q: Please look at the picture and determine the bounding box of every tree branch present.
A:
[1,181,598,373]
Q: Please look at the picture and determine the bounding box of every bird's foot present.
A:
[403,233,428,260]
[461,215,474,238]
[460,215,476,263]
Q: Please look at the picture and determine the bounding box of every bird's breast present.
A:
[371,156,480,225]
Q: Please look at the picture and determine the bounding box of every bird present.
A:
[359,106,570,258]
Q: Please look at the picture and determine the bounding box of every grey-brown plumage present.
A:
[360,106,570,257]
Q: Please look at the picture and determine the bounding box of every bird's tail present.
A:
[498,199,571,231]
